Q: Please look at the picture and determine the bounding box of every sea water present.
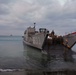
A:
[0,36,42,70]
[0,36,76,71]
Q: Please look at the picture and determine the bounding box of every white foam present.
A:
[0,69,23,72]
[42,51,47,55]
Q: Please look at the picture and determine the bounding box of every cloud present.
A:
[0,0,11,4]
[0,5,10,15]
[0,0,76,35]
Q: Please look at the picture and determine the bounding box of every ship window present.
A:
[39,28,47,33]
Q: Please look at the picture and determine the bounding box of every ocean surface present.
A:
[0,36,76,71]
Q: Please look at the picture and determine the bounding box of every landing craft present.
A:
[23,23,76,50]
[23,23,76,59]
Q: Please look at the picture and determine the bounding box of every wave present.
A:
[0,69,23,72]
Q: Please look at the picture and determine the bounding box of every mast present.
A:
[34,23,36,28]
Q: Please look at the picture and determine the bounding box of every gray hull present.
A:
[23,40,42,50]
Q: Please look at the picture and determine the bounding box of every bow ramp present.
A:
[63,34,76,49]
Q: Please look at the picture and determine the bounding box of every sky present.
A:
[0,0,76,35]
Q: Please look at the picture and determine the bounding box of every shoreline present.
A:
[0,69,76,75]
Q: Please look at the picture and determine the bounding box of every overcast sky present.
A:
[0,0,76,35]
